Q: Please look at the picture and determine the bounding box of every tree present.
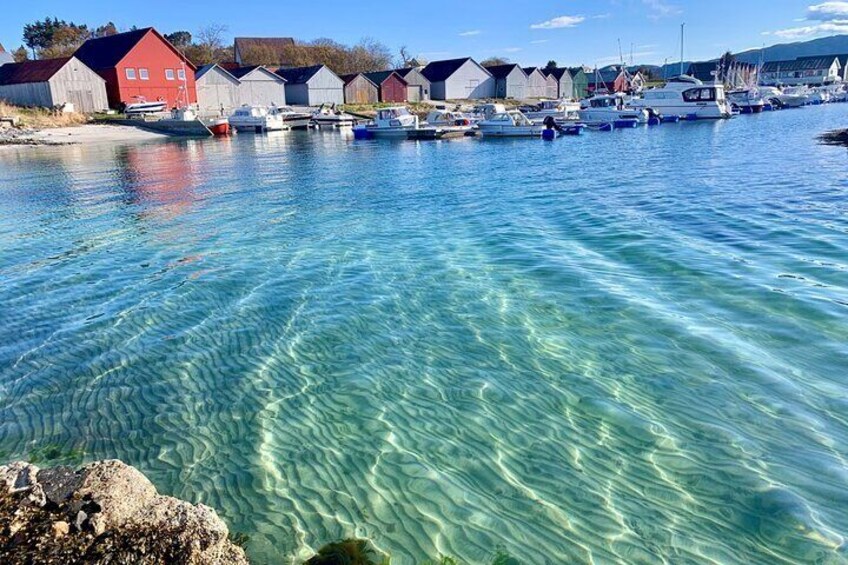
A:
[13,46,29,62]
[93,22,118,37]
[193,24,227,64]
[544,60,557,71]
[23,17,65,57]
[480,57,510,67]
[165,31,192,48]
[40,25,91,58]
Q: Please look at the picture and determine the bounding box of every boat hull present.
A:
[478,125,548,137]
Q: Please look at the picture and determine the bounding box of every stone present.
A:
[37,466,80,506]
[75,460,156,530]
[52,520,69,538]
[0,461,40,493]
[25,484,46,508]
[74,510,87,531]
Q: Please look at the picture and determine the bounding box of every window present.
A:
[139,68,149,80]
[177,69,186,81]
[165,69,175,81]
[125,68,137,80]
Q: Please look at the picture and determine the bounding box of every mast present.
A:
[680,23,685,76]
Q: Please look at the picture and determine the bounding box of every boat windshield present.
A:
[378,108,410,120]
[683,87,718,102]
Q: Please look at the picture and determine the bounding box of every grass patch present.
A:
[0,101,88,129]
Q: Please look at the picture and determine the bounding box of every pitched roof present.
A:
[0,57,73,85]
[275,64,328,84]
[196,63,239,83]
[0,43,5,52]
[484,64,524,79]
[567,67,588,77]
[340,73,377,87]
[544,67,572,81]
[74,27,196,71]
[522,66,542,76]
[762,56,838,73]
[228,65,285,82]
[0,51,12,66]
[234,37,294,64]
[363,70,407,86]
[422,58,488,82]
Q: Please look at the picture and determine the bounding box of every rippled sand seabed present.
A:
[1,107,847,564]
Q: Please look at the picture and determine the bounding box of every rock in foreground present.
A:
[0,459,248,564]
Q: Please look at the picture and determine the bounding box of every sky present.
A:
[2,1,847,67]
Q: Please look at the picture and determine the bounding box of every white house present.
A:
[0,56,107,112]
[230,65,286,106]
[523,67,548,98]
[421,58,494,100]
[276,65,344,106]
[485,64,527,99]
[761,56,843,86]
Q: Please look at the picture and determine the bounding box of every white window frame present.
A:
[139,68,149,81]
[125,68,136,80]
[177,69,186,81]
[165,69,175,81]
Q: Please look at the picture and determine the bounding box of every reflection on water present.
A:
[1,108,848,565]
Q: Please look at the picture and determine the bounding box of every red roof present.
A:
[0,57,73,85]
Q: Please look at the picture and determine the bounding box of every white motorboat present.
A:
[274,105,312,129]
[477,109,555,137]
[770,86,807,109]
[579,93,648,125]
[311,104,357,127]
[471,103,507,121]
[423,109,476,134]
[633,75,732,119]
[522,99,581,123]
[228,105,285,133]
[124,96,167,115]
[353,106,423,139]
[727,89,766,114]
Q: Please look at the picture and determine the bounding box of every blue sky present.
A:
[2,1,845,66]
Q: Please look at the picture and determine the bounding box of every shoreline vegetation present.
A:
[1,458,521,565]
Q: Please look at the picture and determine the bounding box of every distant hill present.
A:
[733,35,848,64]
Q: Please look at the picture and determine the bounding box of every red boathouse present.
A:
[74,28,197,110]
[363,71,409,103]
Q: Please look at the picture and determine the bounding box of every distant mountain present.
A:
[733,35,848,64]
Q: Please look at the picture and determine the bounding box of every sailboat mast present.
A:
[680,23,685,76]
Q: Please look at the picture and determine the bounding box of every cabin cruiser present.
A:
[477,109,555,137]
[311,104,357,127]
[633,75,732,119]
[423,109,477,133]
[472,103,507,121]
[353,106,423,139]
[727,89,766,113]
[522,99,581,123]
[124,96,167,115]
[228,105,285,133]
[775,86,809,108]
[274,105,312,129]
[578,93,648,125]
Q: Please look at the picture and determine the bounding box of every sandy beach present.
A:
[0,123,171,148]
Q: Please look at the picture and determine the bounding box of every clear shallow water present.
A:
[1,107,848,564]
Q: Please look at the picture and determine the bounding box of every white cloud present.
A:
[530,39,550,44]
[595,51,658,65]
[642,0,681,18]
[502,47,523,53]
[764,2,848,38]
[767,22,848,39]
[530,15,585,29]
[808,1,848,20]
[459,30,481,36]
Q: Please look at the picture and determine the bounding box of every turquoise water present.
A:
[1,107,847,564]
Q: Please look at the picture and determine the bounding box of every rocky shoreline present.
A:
[0,460,248,564]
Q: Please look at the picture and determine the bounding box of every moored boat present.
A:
[578,93,648,125]
[312,104,357,127]
[477,109,557,138]
[632,75,732,119]
[228,105,285,133]
[124,96,167,115]
[727,89,766,114]
[353,106,429,139]
[207,118,230,136]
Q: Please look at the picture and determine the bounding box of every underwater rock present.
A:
[0,459,248,565]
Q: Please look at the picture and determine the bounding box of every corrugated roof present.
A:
[363,70,406,86]
[275,64,326,84]
[422,58,487,82]
[0,57,72,85]
[484,64,524,79]
[762,56,838,72]
[74,27,196,71]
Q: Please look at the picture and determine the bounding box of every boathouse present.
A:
[341,73,378,104]
[276,65,344,106]
[522,67,547,98]
[0,56,107,112]
[485,64,527,99]
[544,68,575,99]
[233,37,295,66]
[230,65,286,106]
[568,67,589,99]
[74,27,196,109]
[0,44,13,66]
[363,71,408,102]
[195,64,239,115]
[393,67,430,101]
[421,58,494,100]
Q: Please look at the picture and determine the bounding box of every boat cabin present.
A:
[375,106,417,127]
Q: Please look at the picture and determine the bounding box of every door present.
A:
[407,85,421,102]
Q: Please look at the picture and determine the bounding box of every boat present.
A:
[477,109,558,137]
[272,106,312,129]
[311,104,357,127]
[578,93,648,125]
[353,106,426,139]
[471,103,507,121]
[124,96,167,115]
[228,105,285,133]
[727,89,766,114]
[775,86,809,108]
[423,109,477,134]
[207,118,230,136]
[522,99,581,123]
[632,75,732,119]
